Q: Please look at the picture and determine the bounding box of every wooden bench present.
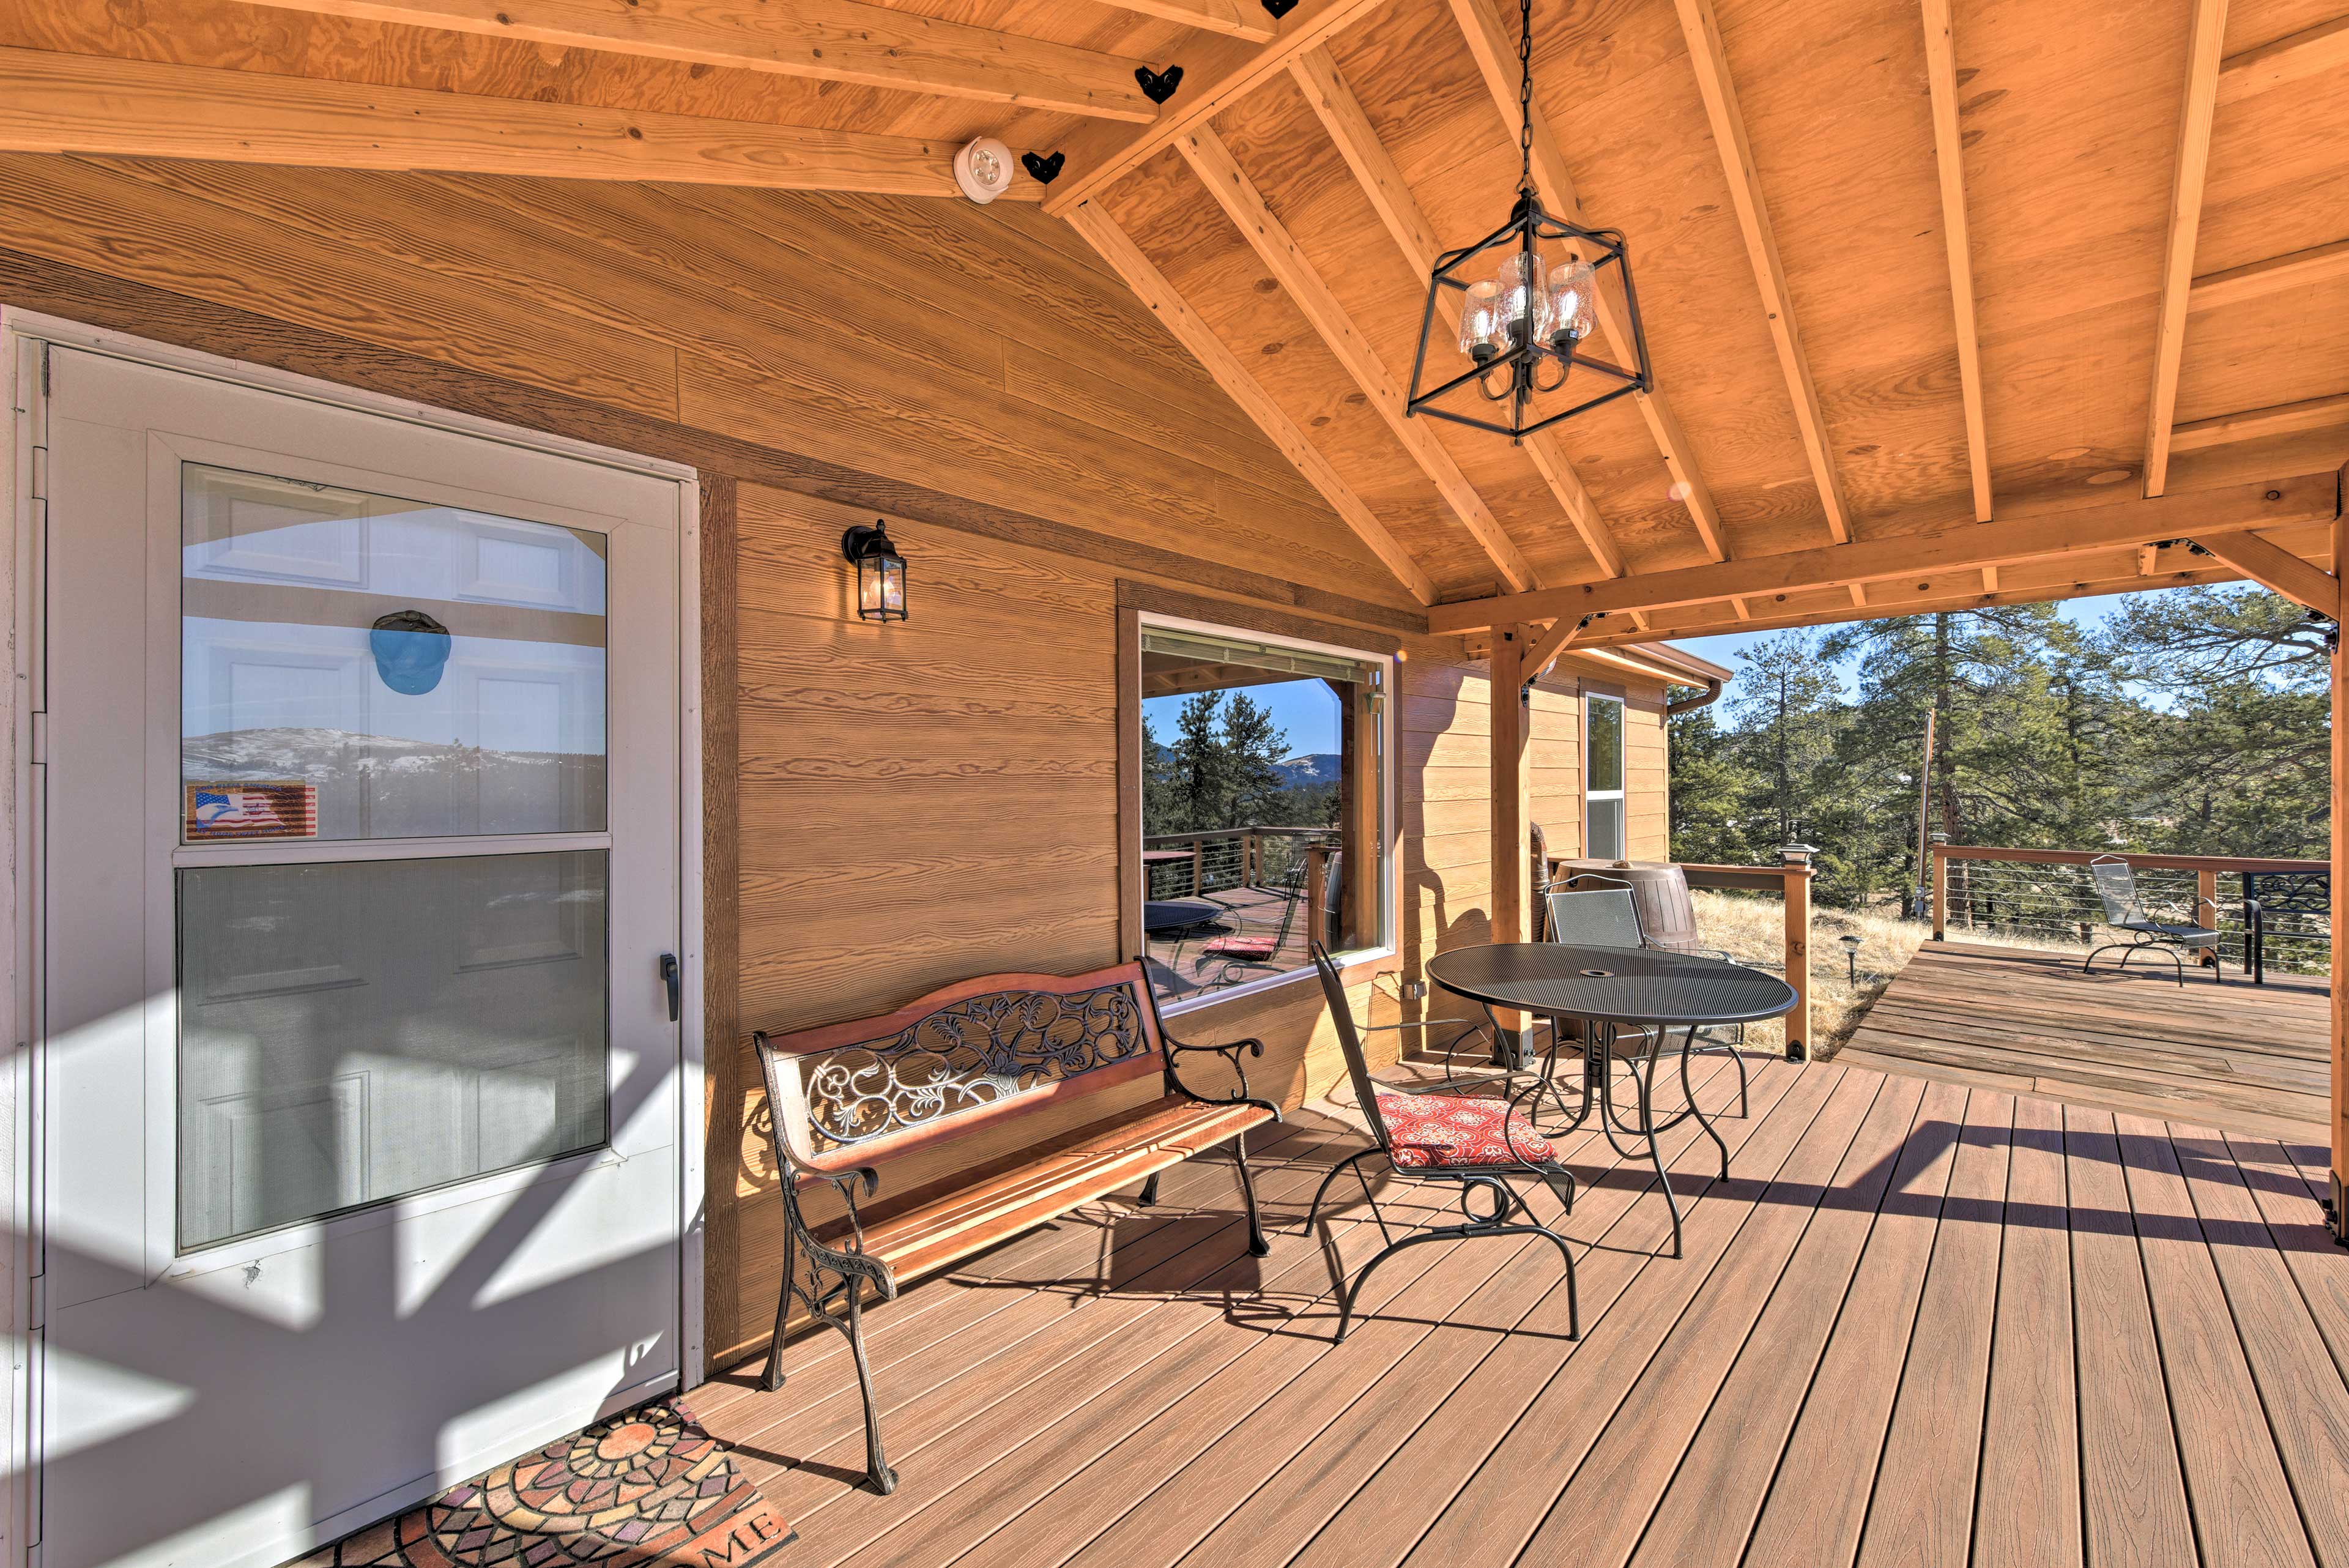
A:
[749,959,1280,1495]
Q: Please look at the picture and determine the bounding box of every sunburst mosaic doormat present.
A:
[295,1398,794,1567]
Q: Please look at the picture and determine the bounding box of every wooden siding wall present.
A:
[1523,673,1673,864]
[0,149,1674,1372]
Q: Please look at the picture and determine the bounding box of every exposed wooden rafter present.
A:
[2192,239,2349,311]
[227,0,1162,121]
[1063,199,1439,605]
[1286,43,1627,578]
[2170,393,2349,450]
[1174,124,1541,593]
[1427,470,2336,633]
[2218,13,2349,103]
[1042,0,1391,217]
[2191,530,2339,611]
[1521,612,1589,687]
[0,46,1039,196]
[1449,0,1729,562]
[1672,0,1852,543]
[1921,0,1994,522]
[1080,0,1278,42]
[2142,0,2231,499]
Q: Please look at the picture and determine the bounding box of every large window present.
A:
[1586,691,1625,861]
[1137,620,1389,1005]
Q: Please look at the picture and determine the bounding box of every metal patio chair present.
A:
[1304,942,1577,1343]
[1195,855,1308,989]
[2084,855,2224,986]
[1545,885,1749,1117]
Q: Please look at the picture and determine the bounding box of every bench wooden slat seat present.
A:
[749,959,1279,1496]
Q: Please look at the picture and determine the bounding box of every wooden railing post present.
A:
[2330,487,2346,1244]
[2197,866,2220,972]
[1781,841,1814,1061]
[1929,828,1948,940]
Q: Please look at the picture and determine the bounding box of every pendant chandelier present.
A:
[1405,0,1653,443]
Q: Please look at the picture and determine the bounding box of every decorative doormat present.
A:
[295,1398,793,1567]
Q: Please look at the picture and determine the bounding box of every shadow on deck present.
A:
[1836,940,2329,1143]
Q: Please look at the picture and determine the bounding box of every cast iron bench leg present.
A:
[1233,1129,1271,1257]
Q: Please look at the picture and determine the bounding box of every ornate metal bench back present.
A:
[753,964,1167,1180]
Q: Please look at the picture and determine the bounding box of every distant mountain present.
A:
[1275,753,1340,787]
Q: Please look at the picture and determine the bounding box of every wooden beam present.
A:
[1078,0,1277,43]
[2192,239,2349,312]
[2220,13,2349,103]
[1849,583,1868,607]
[1425,470,2336,633]
[2189,529,2339,611]
[1672,0,1851,543]
[2143,0,2231,498]
[228,0,1160,121]
[1286,43,1627,578]
[1174,124,1539,593]
[2171,393,2349,451]
[1450,0,1728,561]
[1521,614,1589,688]
[1042,0,1390,217]
[1921,0,1994,522]
[2333,490,2349,1239]
[1981,565,1998,590]
[0,46,1037,198]
[1063,199,1438,604]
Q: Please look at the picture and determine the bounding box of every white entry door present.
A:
[32,344,689,1568]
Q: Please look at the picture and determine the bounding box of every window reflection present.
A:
[180,465,608,841]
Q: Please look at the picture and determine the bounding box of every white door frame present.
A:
[0,309,709,1567]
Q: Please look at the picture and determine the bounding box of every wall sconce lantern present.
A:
[842,521,907,623]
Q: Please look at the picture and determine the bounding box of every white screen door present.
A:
[33,346,688,1568]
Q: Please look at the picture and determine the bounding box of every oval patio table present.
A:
[1427,943,1797,1258]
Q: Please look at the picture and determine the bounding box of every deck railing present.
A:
[1929,844,2331,975]
[1143,826,1332,902]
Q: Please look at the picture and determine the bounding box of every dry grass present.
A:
[1687,890,2093,1057]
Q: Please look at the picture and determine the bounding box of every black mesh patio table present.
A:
[1428,943,1797,1257]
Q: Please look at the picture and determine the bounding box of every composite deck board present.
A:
[681,1057,2348,1568]
[1849,1091,2013,1568]
[2066,1106,2200,1568]
[1735,1079,1970,1568]
[1972,1094,2084,1568]
[1841,943,2330,1142]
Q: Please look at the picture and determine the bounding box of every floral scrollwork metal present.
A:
[797,985,1151,1154]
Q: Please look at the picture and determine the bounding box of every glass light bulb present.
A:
[1457,278,1505,361]
[1492,251,1553,349]
[1545,259,1597,348]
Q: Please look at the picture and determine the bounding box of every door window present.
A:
[176,464,614,1249]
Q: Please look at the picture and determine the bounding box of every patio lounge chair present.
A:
[1305,942,1578,1343]
[2085,854,2224,986]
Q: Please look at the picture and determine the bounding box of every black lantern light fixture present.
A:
[842,521,907,623]
[1404,0,1653,444]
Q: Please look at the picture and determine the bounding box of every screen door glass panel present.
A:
[182,464,609,841]
[176,850,609,1249]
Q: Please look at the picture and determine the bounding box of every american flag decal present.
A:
[185,781,317,841]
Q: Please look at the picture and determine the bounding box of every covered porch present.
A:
[686,1049,2349,1568]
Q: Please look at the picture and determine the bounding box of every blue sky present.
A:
[1144,678,1343,760]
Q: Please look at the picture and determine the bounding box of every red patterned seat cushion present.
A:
[1373,1087,1556,1169]
[1201,935,1280,959]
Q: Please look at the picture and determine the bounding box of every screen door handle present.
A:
[659,953,681,1022]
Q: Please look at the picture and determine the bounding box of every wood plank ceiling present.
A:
[5,0,2343,643]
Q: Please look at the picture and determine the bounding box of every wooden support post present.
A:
[1782,842,1814,1061]
[1305,842,1332,953]
[1931,836,1948,940]
[2198,867,2220,971]
[1190,842,1203,899]
[2331,489,2347,1243]
[1490,626,1532,1059]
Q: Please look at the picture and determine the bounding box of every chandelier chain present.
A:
[1516,0,1535,197]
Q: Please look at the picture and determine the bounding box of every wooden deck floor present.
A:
[688,1049,2349,1568]
[1839,940,2331,1143]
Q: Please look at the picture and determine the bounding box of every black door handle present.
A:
[659,953,681,1022]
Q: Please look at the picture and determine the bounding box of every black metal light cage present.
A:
[1404,196,1655,444]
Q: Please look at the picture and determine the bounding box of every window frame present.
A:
[1123,606,1397,1017]
[1585,688,1627,861]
